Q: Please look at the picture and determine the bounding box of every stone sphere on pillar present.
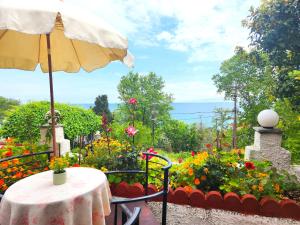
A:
[257,109,279,128]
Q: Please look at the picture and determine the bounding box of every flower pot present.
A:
[53,171,66,185]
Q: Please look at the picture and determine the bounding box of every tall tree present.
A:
[212,47,275,146]
[117,72,173,127]
[0,96,20,124]
[243,0,300,106]
[92,95,112,122]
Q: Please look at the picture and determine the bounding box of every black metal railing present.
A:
[0,150,53,201]
[105,152,172,225]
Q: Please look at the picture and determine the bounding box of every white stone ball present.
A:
[257,109,279,128]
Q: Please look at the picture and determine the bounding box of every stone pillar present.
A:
[40,124,71,156]
[245,127,291,171]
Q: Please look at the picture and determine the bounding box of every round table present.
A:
[0,167,111,225]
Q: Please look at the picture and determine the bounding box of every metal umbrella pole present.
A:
[46,33,58,156]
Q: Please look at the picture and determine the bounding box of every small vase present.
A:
[53,171,66,185]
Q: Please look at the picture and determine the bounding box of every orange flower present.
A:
[1,162,9,169]
[23,150,30,155]
[0,179,4,186]
[184,186,193,193]
[258,183,264,192]
[274,183,280,193]
[12,159,19,164]
[15,172,23,179]
[251,185,257,191]
[200,175,207,181]
[27,170,34,175]
[194,178,200,185]
[6,137,13,143]
[188,168,194,176]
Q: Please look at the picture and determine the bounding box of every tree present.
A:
[116,72,173,127]
[92,95,112,122]
[243,0,300,106]
[212,108,232,149]
[0,96,20,124]
[212,47,275,146]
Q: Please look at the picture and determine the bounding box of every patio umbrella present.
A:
[0,0,133,156]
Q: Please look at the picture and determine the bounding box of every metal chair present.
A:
[121,204,141,225]
[105,152,172,225]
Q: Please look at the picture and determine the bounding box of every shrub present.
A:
[1,101,100,143]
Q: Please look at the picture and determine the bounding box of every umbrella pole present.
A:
[46,33,58,157]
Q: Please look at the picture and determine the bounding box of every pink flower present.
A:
[143,147,158,160]
[128,98,137,105]
[191,151,195,157]
[125,126,138,137]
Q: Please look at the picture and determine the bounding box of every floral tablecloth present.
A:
[0,167,111,225]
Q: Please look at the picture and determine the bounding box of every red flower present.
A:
[72,164,80,167]
[0,179,4,186]
[125,126,138,137]
[15,172,23,179]
[191,151,195,157]
[245,161,255,170]
[205,143,212,149]
[178,157,183,163]
[128,98,137,105]
[142,147,158,160]
[23,150,30,155]
[5,151,12,157]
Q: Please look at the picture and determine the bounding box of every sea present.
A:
[79,102,234,127]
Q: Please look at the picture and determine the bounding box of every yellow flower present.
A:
[251,185,257,191]
[203,168,209,174]
[258,173,267,178]
[100,166,108,172]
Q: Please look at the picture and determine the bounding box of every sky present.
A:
[0,0,260,104]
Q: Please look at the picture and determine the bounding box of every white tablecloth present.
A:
[0,167,111,225]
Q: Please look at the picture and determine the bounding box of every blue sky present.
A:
[0,0,259,104]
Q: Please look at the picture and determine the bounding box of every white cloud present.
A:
[66,0,260,63]
[165,80,224,102]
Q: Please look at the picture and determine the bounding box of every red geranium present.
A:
[0,178,4,186]
[5,151,13,157]
[245,161,255,170]
[72,164,80,167]
[191,151,195,157]
[128,98,137,105]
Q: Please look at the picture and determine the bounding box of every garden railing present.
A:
[0,150,53,201]
[105,152,172,225]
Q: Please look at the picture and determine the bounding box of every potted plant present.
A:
[49,157,69,185]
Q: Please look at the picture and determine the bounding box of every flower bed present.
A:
[0,138,50,194]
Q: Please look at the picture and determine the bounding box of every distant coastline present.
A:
[76,102,234,127]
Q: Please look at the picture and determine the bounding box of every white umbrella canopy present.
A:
[0,0,134,155]
[0,0,134,71]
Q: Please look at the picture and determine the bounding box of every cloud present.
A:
[67,0,260,63]
[165,80,224,102]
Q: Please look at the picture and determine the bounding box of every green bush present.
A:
[111,121,153,148]
[1,101,100,143]
[158,120,203,152]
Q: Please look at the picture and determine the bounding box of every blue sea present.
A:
[79,102,234,127]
